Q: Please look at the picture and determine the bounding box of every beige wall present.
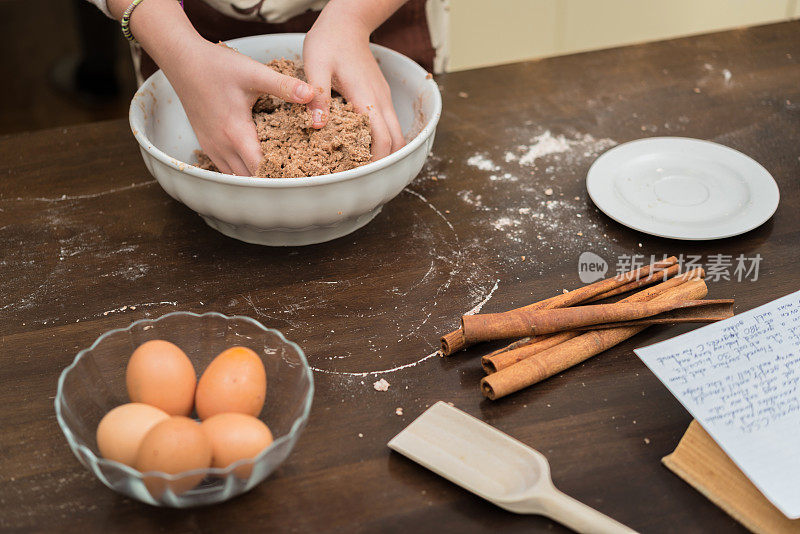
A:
[448,0,799,72]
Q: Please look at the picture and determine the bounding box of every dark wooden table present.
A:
[1,21,799,533]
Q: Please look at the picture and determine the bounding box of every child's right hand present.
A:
[107,0,315,176]
[165,40,315,175]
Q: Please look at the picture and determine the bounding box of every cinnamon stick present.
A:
[482,264,688,364]
[462,299,727,343]
[480,278,711,400]
[484,263,682,356]
[574,301,732,329]
[480,266,702,369]
[585,263,681,303]
[483,333,573,374]
[478,336,541,368]
[440,256,678,355]
[480,267,705,373]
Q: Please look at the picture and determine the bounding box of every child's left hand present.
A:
[303,0,407,161]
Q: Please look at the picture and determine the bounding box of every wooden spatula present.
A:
[388,402,637,533]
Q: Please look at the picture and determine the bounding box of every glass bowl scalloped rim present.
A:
[54,310,314,485]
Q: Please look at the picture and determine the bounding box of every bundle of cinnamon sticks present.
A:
[438,256,734,400]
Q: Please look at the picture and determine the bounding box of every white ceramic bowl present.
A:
[129,33,441,246]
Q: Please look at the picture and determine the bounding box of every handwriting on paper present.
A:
[634,290,800,519]
[653,298,800,434]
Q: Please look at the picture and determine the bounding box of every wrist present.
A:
[316,0,377,38]
[157,37,213,91]
[323,0,406,36]
[113,0,205,73]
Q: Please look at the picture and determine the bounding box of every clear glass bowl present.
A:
[55,311,313,507]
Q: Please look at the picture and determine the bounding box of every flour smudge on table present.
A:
[459,128,618,258]
[0,194,160,324]
[466,153,500,172]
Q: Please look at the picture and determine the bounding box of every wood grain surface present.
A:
[1,21,798,533]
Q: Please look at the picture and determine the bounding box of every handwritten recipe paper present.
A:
[634,290,800,519]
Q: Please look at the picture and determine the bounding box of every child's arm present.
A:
[106,0,315,176]
[303,0,408,160]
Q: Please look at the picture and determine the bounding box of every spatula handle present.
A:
[538,488,637,534]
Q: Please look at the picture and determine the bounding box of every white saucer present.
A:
[586,137,780,240]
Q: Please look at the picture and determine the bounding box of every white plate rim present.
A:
[586,137,780,240]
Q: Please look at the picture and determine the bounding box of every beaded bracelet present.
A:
[121,0,184,43]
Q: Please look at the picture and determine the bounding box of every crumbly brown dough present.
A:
[195,58,371,178]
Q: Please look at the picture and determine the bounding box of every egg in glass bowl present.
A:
[129,33,441,246]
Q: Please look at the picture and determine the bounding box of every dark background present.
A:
[0,0,137,135]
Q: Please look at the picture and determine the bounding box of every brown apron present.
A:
[138,0,434,79]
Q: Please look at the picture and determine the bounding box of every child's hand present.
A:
[107,0,405,172]
[166,40,314,175]
[303,1,406,161]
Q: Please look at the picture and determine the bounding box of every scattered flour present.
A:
[701,63,732,87]
[101,264,150,281]
[458,128,619,252]
[491,216,525,242]
[99,301,177,318]
[518,131,572,166]
[416,151,448,182]
[466,153,500,171]
[457,190,489,210]
[517,131,616,166]
[489,172,518,182]
[492,217,518,231]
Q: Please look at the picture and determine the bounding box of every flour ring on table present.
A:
[306,279,500,377]
[3,180,157,204]
[308,350,441,377]
[586,137,779,240]
[295,190,498,377]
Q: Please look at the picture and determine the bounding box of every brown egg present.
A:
[96,403,169,467]
[126,340,196,416]
[136,416,212,497]
[201,413,274,478]
[195,346,266,420]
